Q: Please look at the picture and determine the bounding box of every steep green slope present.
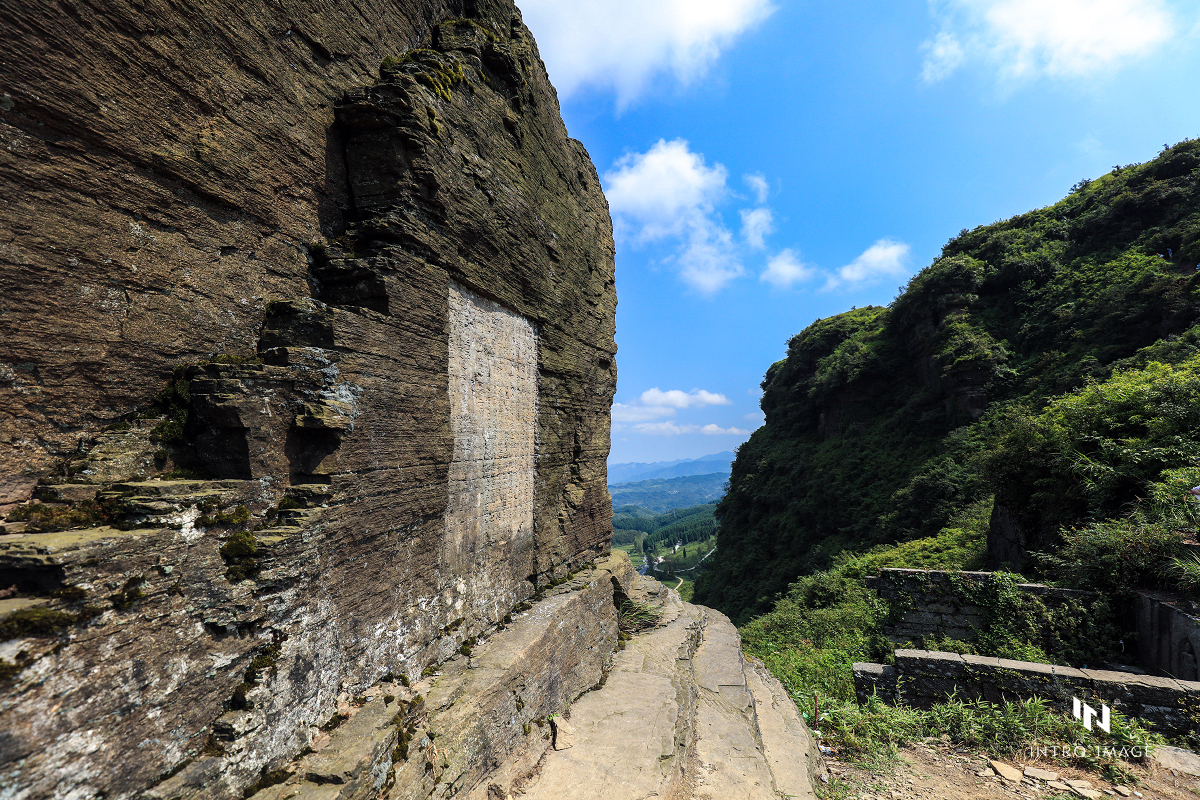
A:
[695,139,1200,623]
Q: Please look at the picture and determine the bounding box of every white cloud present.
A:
[921,31,967,82]
[740,207,774,249]
[640,388,732,408]
[744,172,770,204]
[518,0,775,108]
[612,402,676,423]
[760,248,817,288]
[701,424,750,435]
[922,0,1174,83]
[826,238,911,290]
[678,233,744,292]
[634,421,699,435]
[743,411,765,422]
[632,422,749,435]
[618,388,737,434]
[605,139,727,242]
[604,139,745,293]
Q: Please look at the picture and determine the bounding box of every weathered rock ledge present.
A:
[216,552,823,800]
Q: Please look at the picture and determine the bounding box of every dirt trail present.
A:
[822,742,1199,800]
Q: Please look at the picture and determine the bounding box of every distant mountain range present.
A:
[606,451,734,486]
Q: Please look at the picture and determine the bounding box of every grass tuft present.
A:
[617,599,662,634]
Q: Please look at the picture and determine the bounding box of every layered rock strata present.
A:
[0,1,616,797]
[0,0,451,496]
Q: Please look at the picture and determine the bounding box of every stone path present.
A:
[520,576,822,800]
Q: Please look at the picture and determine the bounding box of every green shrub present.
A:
[616,600,662,634]
[1169,551,1200,597]
[821,693,1163,776]
[7,497,110,532]
[741,569,889,702]
[220,530,260,582]
[109,575,147,610]
[146,369,192,443]
[201,505,250,527]
[740,520,996,702]
[1031,512,1186,594]
[988,357,1200,548]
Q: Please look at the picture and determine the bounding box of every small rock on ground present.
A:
[1151,746,1200,778]
[990,760,1023,782]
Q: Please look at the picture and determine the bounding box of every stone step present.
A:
[96,480,265,529]
[0,596,50,621]
[0,526,149,568]
[105,479,257,497]
[282,484,334,507]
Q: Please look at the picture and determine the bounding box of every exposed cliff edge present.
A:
[697,139,1200,622]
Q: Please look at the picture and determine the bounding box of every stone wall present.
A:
[1137,592,1200,682]
[0,2,617,798]
[866,568,1100,644]
[853,649,1200,738]
[867,568,1200,678]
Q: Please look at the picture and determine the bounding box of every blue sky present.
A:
[517,0,1200,464]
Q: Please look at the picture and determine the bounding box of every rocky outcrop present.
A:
[145,553,635,800]
[0,1,617,797]
[222,553,822,800]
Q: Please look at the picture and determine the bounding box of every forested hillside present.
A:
[613,503,718,549]
[694,138,1200,623]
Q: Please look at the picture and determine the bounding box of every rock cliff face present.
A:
[0,1,617,797]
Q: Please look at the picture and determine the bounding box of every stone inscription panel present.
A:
[444,282,537,608]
